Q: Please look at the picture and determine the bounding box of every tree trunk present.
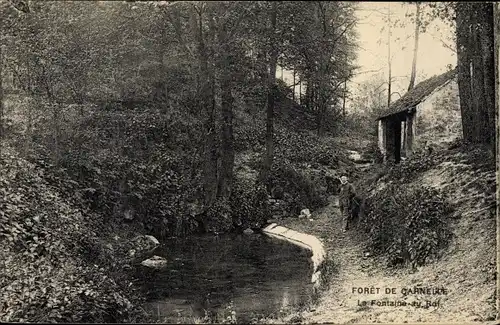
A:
[342,79,347,116]
[217,27,235,200]
[470,13,487,143]
[478,3,495,146]
[263,1,278,186]
[455,2,495,145]
[292,69,296,103]
[195,6,218,207]
[407,2,420,91]
[495,4,500,314]
[304,77,312,110]
[299,79,302,105]
[456,2,475,143]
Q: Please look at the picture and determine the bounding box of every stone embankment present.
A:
[262,223,326,289]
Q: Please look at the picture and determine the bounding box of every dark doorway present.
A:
[394,121,401,163]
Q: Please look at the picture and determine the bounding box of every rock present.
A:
[141,255,168,269]
[124,209,134,221]
[243,228,254,235]
[300,209,311,218]
[347,150,363,162]
[144,235,160,246]
[131,235,160,255]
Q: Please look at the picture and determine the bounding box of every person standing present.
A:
[339,175,356,233]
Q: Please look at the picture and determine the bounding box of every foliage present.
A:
[0,148,145,323]
[230,178,270,230]
[234,119,265,152]
[1,0,360,237]
[275,127,340,168]
[361,184,453,267]
[380,151,446,184]
[268,158,328,216]
[363,140,384,164]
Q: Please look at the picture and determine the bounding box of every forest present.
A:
[0,1,497,324]
[1,1,360,236]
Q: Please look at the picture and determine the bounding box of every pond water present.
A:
[135,233,314,323]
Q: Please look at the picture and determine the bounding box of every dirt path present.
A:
[280,186,496,324]
[281,198,407,323]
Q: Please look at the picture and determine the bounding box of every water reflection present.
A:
[136,233,313,323]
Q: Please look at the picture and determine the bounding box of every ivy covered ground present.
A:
[0,144,158,323]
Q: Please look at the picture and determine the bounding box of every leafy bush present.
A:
[381,152,445,184]
[275,127,339,168]
[205,198,234,234]
[268,159,328,216]
[230,178,270,230]
[363,141,383,164]
[234,121,265,152]
[361,185,453,267]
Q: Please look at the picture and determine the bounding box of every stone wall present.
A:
[262,223,326,290]
[414,78,462,150]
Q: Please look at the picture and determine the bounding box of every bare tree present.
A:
[407,2,420,91]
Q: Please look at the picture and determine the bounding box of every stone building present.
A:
[376,68,461,163]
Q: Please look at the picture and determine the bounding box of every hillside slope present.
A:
[0,144,151,323]
[277,145,496,323]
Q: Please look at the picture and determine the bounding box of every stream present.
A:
[135,233,314,323]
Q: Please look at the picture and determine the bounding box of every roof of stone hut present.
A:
[376,67,457,120]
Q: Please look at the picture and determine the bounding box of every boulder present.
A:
[144,235,160,246]
[299,209,311,218]
[243,228,254,235]
[132,235,160,252]
[347,150,363,162]
[141,255,168,269]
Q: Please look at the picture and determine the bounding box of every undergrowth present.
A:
[361,184,453,268]
[0,148,147,323]
[267,158,329,216]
